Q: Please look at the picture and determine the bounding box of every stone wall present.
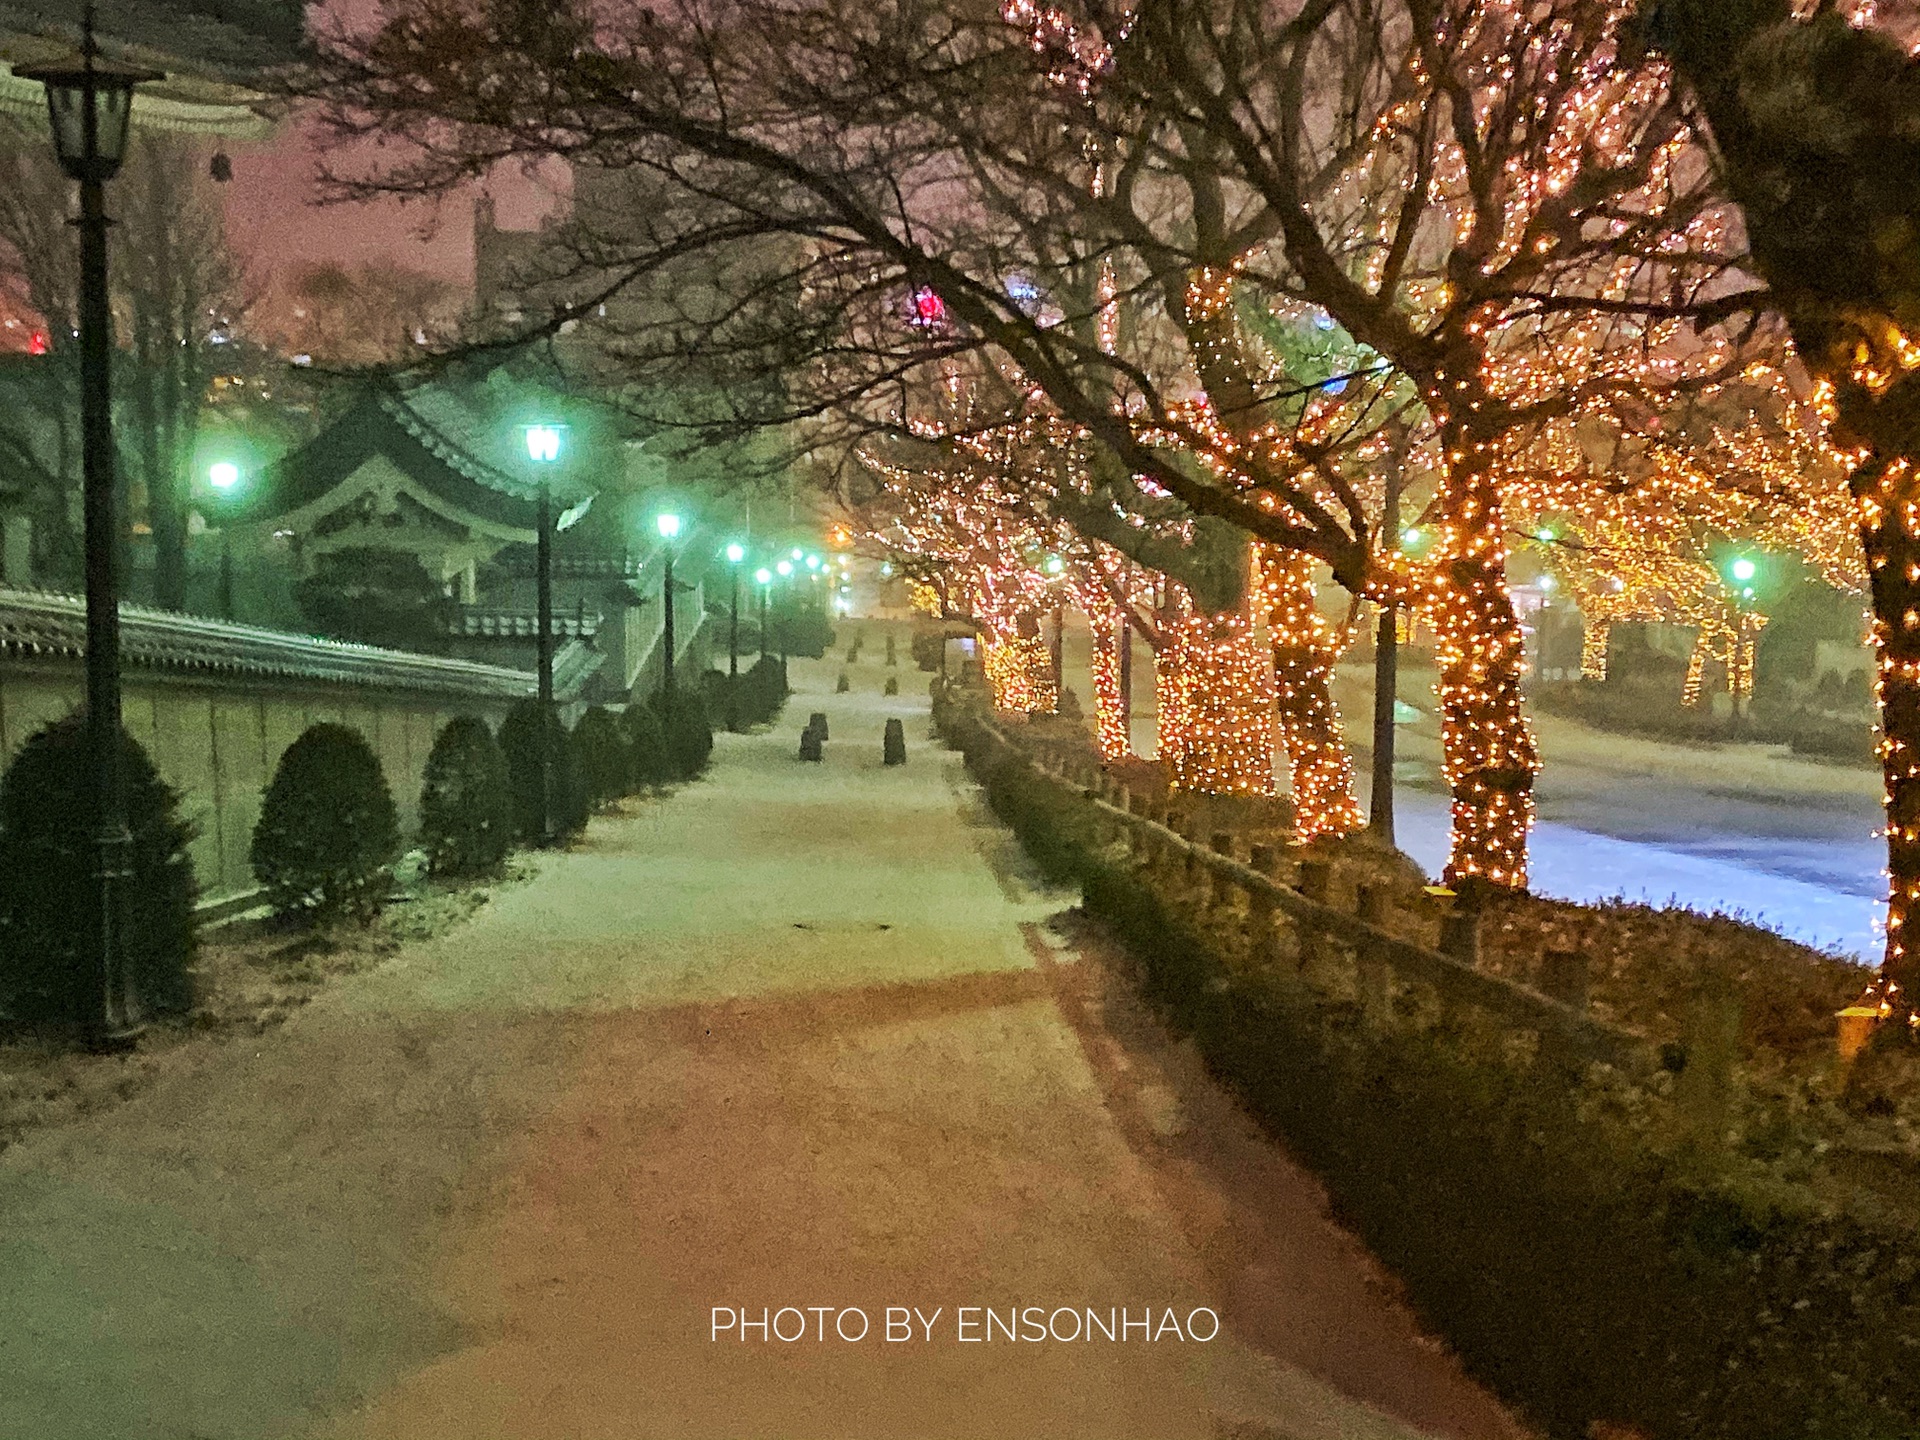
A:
[0,589,539,902]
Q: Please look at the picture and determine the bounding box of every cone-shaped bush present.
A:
[252,723,398,922]
[572,705,632,807]
[499,701,588,843]
[622,700,671,788]
[0,715,197,1032]
[419,716,511,878]
[662,689,715,780]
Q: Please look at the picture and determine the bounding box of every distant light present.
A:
[656,513,683,539]
[1044,554,1065,576]
[725,542,746,563]
[806,553,822,570]
[1537,574,1555,592]
[1535,526,1557,543]
[525,424,564,464]
[777,559,793,576]
[790,547,803,560]
[880,562,894,577]
[1729,556,1758,583]
[755,567,773,584]
[208,460,241,492]
[1401,527,1422,545]
[292,353,311,367]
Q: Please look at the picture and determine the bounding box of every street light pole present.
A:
[656,513,683,709]
[21,15,161,1048]
[523,423,567,845]
[536,478,554,838]
[208,461,242,621]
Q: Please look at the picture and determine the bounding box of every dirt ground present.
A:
[0,623,1529,1440]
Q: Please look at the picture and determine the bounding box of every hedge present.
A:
[251,722,399,922]
[419,716,512,877]
[499,701,589,842]
[0,716,197,1031]
[572,705,633,806]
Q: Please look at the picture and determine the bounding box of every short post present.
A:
[1209,832,1235,910]
[1539,946,1590,1014]
[1355,884,1394,1025]
[1676,965,1743,1151]
[1297,858,1332,972]
[1438,892,1482,968]
[1247,843,1278,967]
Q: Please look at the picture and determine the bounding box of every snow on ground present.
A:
[1391,792,1883,963]
[1054,619,1887,965]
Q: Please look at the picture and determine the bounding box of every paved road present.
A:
[0,624,1523,1440]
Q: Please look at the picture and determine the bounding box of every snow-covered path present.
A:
[0,625,1526,1440]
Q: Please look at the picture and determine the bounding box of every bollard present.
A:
[1539,946,1590,1014]
[1355,884,1394,1024]
[809,711,830,741]
[883,717,907,766]
[799,727,824,762]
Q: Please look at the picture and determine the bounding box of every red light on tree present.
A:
[27,330,48,355]
[910,287,946,326]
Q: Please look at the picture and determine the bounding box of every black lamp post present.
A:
[19,14,161,1049]
[524,424,567,844]
[207,460,242,620]
[755,568,772,659]
[657,513,683,708]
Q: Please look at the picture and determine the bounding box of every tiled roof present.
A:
[0,587,541,701]
[0,1,306,79]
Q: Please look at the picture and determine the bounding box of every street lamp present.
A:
[1724,553,1763,737]
[775,558,794,663]
[18,13,163,1049]
[522,422,568,843]
[657,513,683,707]
[723,540,746,730]
[207,460,243,620]
[755,567,773,660]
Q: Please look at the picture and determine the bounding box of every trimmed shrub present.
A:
[884,675,899,696]
[836,672,851,693]
[571,705,633,806]
[732,654,789,728]
[622,700,671,788]
[498,701,588,842]
[419,716,511,878]
[662,690,715,780]
[0,716,197,1032]
[782,606,836,659]
[252,723,399,922]
[884,717,907,765]
[885,634,898,666]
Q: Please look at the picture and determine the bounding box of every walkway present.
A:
[0,623,1526,1440]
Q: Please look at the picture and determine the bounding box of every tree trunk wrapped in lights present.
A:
[981,625,1057,715]
[1256,546,1363,840]
[1429,444,1540,892]
[1156,609,1276,797]
[1089,614,1131,760]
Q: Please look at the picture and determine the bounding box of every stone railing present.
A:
[948,693,1658,1078]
